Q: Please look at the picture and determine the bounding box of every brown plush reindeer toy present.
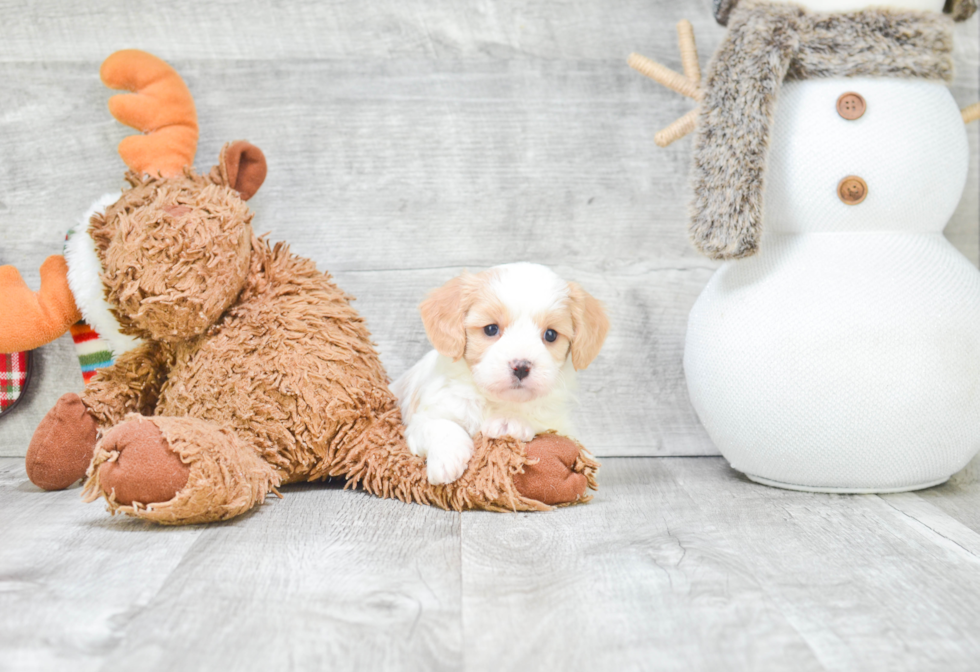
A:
[0,50,597,524]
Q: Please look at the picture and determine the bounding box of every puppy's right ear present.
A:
[568,282,610,370]
[420,273,470,360]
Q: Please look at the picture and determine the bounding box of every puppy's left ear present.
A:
[568,282,609,370]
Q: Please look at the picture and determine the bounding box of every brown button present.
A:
[837,92,866,120]
[837,176,868,205]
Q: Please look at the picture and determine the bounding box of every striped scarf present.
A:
[64,227,115,384]
[69,322,114,384]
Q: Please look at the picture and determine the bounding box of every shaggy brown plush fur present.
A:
[52,145,597,523]
[692,1,955,260]
[90,170,253,342]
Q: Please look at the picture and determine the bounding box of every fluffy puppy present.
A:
[392,262,609,485]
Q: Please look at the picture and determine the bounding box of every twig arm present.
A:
[655,107,701,148]
[629,19,704,146]
[628,53,703,101]
[677,20,701,85]
[963,102,980,124]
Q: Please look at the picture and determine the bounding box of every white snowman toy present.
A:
[631,0,980,492]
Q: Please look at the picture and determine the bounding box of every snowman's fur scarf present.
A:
[712,0,976,26]
[691,1,955,260]
[946,0,978,21]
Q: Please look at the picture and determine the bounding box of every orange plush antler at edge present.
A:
[0,256,81,353]
[100,49,198,177]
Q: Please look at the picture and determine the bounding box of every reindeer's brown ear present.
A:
[218,141,267,201]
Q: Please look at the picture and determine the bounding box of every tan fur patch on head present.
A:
[90,169,254,342]
[535,308,573,364]
[462,288,511,368]
[421,268,507,362]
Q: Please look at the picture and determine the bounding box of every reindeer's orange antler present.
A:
[629,20,703,147]
[0,256,81,353]
[100,50,198,177]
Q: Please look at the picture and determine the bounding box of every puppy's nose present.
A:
[511,360,532,381]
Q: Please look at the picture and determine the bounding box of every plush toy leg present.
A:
[25,393,99,490]
[82,415,280,525]
[95,420,190,506]
[512,433,599,506]
[334,407,598,511]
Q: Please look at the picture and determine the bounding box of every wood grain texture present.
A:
[0,459,463,672]
[0,0,723,62]
[914,454,980,534]
[460,458,825,671]
[5,456,980,671]
[0,459,206,672]
[97,483,464,672]
[0,3,976,458]
[665,458,980,672]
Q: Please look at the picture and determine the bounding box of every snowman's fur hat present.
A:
[691,1,956,259]
[713,0,975,24]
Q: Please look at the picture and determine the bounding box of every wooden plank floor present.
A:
[3,456,980,671]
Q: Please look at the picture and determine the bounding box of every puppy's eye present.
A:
[484,324,499,337]
[544,329,558,343]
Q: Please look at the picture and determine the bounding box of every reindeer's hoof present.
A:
[98,420,190,506]
[26,393,98,490]
[513,434,595,505]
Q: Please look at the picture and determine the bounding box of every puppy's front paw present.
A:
[408,418,476,485]
[427,444,472,485]
[405,421,429,458]
[426,429,475,486]
[481,417,536,442]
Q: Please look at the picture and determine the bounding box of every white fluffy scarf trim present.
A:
[64,193,143,358]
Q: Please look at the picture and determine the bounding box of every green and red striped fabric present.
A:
[0,322,109,419]
[0,351,31,414]
[64,229,115,384]
[70,321,114,384]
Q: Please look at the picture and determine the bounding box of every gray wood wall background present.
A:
[0,0,977,458]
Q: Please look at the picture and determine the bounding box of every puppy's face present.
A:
[420,263,609,403]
